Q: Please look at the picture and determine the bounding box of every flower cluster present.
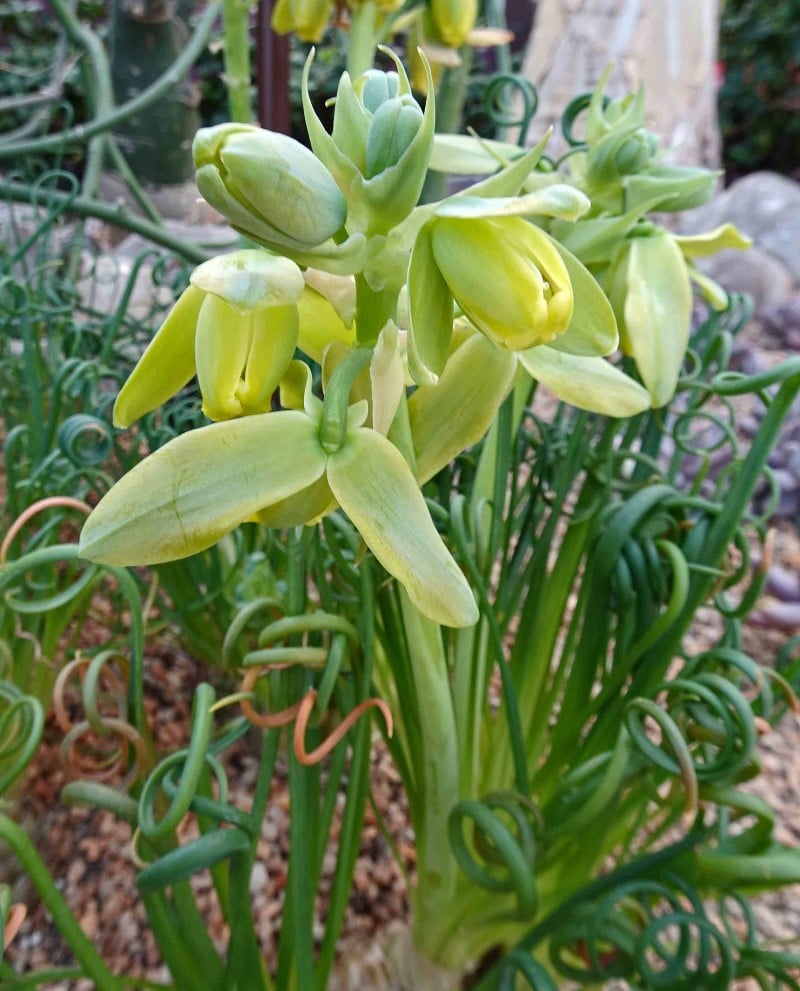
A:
[79,54,746,628]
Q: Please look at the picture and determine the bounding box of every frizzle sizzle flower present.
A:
[113,251,305,427]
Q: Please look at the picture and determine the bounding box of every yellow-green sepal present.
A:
[546,239,619,357]
[297,283,357,364]
[326,429,479,627]
[408,220,454,379]
[675,223,752,259]
[434,186,589,223]
[79,413,327,566]
[623,231,693,408]
[409,332,516,483]
[113,284,204,428]
[517,348,650,416]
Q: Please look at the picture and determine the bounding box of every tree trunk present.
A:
[520,0,721,167]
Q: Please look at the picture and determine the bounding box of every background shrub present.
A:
[718,0,800,179]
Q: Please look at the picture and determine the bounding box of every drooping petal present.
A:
[254,474,336,528]
[518,348,650,417]
[409,333,516,483]
[623,232,693,408]
[327,429,478,627]
[79,413,327,566]
[546,239,619,357]
[675,223,751,259]
[408,220,454,378]
[113,285,204,428]
[238,304,299,414]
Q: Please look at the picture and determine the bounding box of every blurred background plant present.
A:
[718,0,800,180]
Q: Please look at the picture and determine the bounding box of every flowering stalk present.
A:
[222,0,258,122]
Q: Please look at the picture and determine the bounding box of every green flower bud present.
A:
[624,165,719,212]
[365,97,424,178]
[357,68,400,112]
[193,123,347,250]
[430,0,478,47]
[302,48,435,235]
[585,126,659,189]
[435,217,572,351]
[584,69,647,144]
[271,0,332,42]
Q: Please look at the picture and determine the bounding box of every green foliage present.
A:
[718,0,800,177]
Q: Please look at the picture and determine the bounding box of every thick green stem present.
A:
[0,179,212,262]
[420,47,473,204]
[346,1,379,78]
[397,591,461,959]
[223,0,255,122]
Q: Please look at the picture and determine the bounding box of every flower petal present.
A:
[254,474,336,528]
[327,429,478,627]
[623,232,692,408]
[518,348,650,417]
[546,239,619,357]
[195,294,252,420]
[434,187,589,222]
[408,221,454,377]
[113,285,204,428]
[79,413,327,565]
[409,333,516,482]
[675,223,751,259]
[190,250,305,311]
[238,304,299,414]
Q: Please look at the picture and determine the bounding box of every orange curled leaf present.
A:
[52,652,127,733]
[3,903,26,950]
[293,689,393,766]
[240,666,302,728]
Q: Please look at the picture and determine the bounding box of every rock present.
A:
[679,172,800,312]
[73,219,237,325]
[696,246,795,314]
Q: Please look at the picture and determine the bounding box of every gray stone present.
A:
[694,245,795,315]
[74,219,237,323]
[98,172,224,224]
[676,170,800,314]
[680,171,800,281]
